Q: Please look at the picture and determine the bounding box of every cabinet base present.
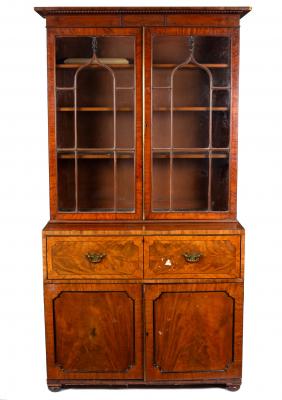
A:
[47,379,241,391]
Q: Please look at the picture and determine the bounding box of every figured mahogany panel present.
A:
[43,220,244,235]
[47,236,143,279]
[165,14,239,27]
[46,15,122,28]
[122,14,165,26]
[45,283,143,380]
[144,235,241,278]
[145,283,243,381]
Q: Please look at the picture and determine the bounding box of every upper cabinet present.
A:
[37,7,250,221]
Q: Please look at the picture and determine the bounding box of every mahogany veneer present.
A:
[36,6,250,392]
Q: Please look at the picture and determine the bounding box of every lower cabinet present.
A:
[44,282,243,386]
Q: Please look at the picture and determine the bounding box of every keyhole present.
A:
[90,328,96,337]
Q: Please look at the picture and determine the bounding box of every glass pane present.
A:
[78,155,114,211]
[55,35,136,213]
[172,157,209,211]
[56,91,74,149]
[152,88,171,149]
[212,90,230,148]
[77,112,113,148]
[152,35,231,213]
[174,113,209,148]
[152,156,170,211]
[212,111,230,148]
[57,155,75,211]
[57,111,74,149]
[211,155,229,211]
[116,152,135,211]
[152,110,170,148]
[116,89,135,148]
[174,69,210,107]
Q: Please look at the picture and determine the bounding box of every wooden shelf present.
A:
[153,153,228,159]
[153,63,229,69]
[58,153,134,159]
[57,64,134,69]
[58,148,135,152]
[58,107,133,112]
[154,107,228,112]
[58,107,227,112]
[56,62,227,71]
[153,147,229,152]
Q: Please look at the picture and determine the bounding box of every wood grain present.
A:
[43,221,245,236]
[46,377,241,390]
[145,282,243,381]
[44,283,143,380]
[47,236,143,279]
[144,235,241,279]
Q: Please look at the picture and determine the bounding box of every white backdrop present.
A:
[0,0,281,399]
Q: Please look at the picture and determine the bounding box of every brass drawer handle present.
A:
[183,252,202,263]
[86,252,106,263]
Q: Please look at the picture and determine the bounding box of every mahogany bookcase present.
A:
[35,6,250,391]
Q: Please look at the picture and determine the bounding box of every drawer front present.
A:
[144,235,241,279]
[47,236,143,279]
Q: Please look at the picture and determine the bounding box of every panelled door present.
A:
[144,283,243,381]
[44,283,143,380]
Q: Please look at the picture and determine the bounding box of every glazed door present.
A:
[145,27,238,220]
[48,27,142,220]
[144,283,243,381]
[45,284,143,380]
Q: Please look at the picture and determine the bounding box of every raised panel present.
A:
[54,291,134,372]
[47,236,143,279]
[153,292,233,372]
[45,283,143,380]
[145,283,243,381]
[144,235,241,278]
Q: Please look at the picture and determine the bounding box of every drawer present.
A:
[47,236,143,279]
[144,236,241,279]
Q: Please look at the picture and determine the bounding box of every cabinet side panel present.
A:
[229,29,239,216]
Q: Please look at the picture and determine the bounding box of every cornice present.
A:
[34,6,251,19]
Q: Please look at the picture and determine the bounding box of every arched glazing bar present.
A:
[170,36,213,211]
[73,37,117,212]
[56,37,118,212]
